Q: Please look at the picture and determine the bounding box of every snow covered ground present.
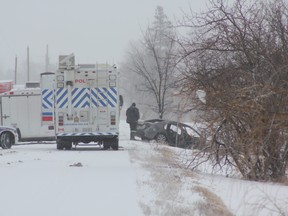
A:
[0,121,288,216]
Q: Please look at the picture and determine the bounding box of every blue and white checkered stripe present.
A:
[56,88,68,108]
[57,132,119,136]
[91,87,117,108]
[42,89,53,109]
[72,88,90,108]
[55,87,117,108]
[105,87,117,107]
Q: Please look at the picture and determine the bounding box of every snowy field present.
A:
[0,121,288,216]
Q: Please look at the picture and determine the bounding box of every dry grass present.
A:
[194,186,234,216]
[159,146,233,215]
[129,142,234,215]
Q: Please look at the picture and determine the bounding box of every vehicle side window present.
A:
[170,124,182,135]
[184,126,199,137]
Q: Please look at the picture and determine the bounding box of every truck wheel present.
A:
[103,141,110,150]
[56,140,64,150]
[111,138,119,150]
[16,128,21,142]
[64,141,72,150]
[0,132,14,149]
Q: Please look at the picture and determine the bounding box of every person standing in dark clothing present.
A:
[126,102,140,140]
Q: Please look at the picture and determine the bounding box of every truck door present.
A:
[96,71,109,132]
[1,95,29,134]
[40,72,55,128]
[1,96,14,126]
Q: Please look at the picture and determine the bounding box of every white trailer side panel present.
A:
[0,92,55,141]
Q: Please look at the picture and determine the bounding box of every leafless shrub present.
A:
[245,186,288,216]
[178,0,288,181]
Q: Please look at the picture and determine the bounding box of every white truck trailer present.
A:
[47,54,122,150]
[0,81,55,141]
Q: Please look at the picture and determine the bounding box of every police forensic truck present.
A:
[44,54,121,150]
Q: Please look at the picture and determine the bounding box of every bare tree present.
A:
[124,6,179,119]
[178,0,288,181]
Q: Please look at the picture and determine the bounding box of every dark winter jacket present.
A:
[126,105,140,124]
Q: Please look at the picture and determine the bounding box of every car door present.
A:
[166,123,182,146]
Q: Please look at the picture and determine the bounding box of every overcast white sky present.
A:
[0,0,209,77]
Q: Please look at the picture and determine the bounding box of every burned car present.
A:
[0,126,18,149]
[136,120,201,148]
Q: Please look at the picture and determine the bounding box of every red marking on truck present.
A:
[42,112,53,121]
[0,81,13,93]
[75,79,86,83]
[42,116,53,121]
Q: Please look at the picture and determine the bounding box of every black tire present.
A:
[103,141,110,150]
[111,138,119,150]
[16,128,21,142]
[56,139,64,150]
[155,133,168,144]
[0,132,14,149]
[141,136,148,141]
[64,141,72,150]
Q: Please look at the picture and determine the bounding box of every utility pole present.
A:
[27,46,30,82]
[14,55,17,84]
[45,44,49,72]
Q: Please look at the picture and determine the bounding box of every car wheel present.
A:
[155,133,168,144]
[0,132,14,149]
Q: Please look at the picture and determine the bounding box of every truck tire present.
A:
[0,132,14,149]
[56,139,64,150]
[111,138,119,150]
[103,141,110,150]
[16,128,21,142]
[64,141,72,150]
